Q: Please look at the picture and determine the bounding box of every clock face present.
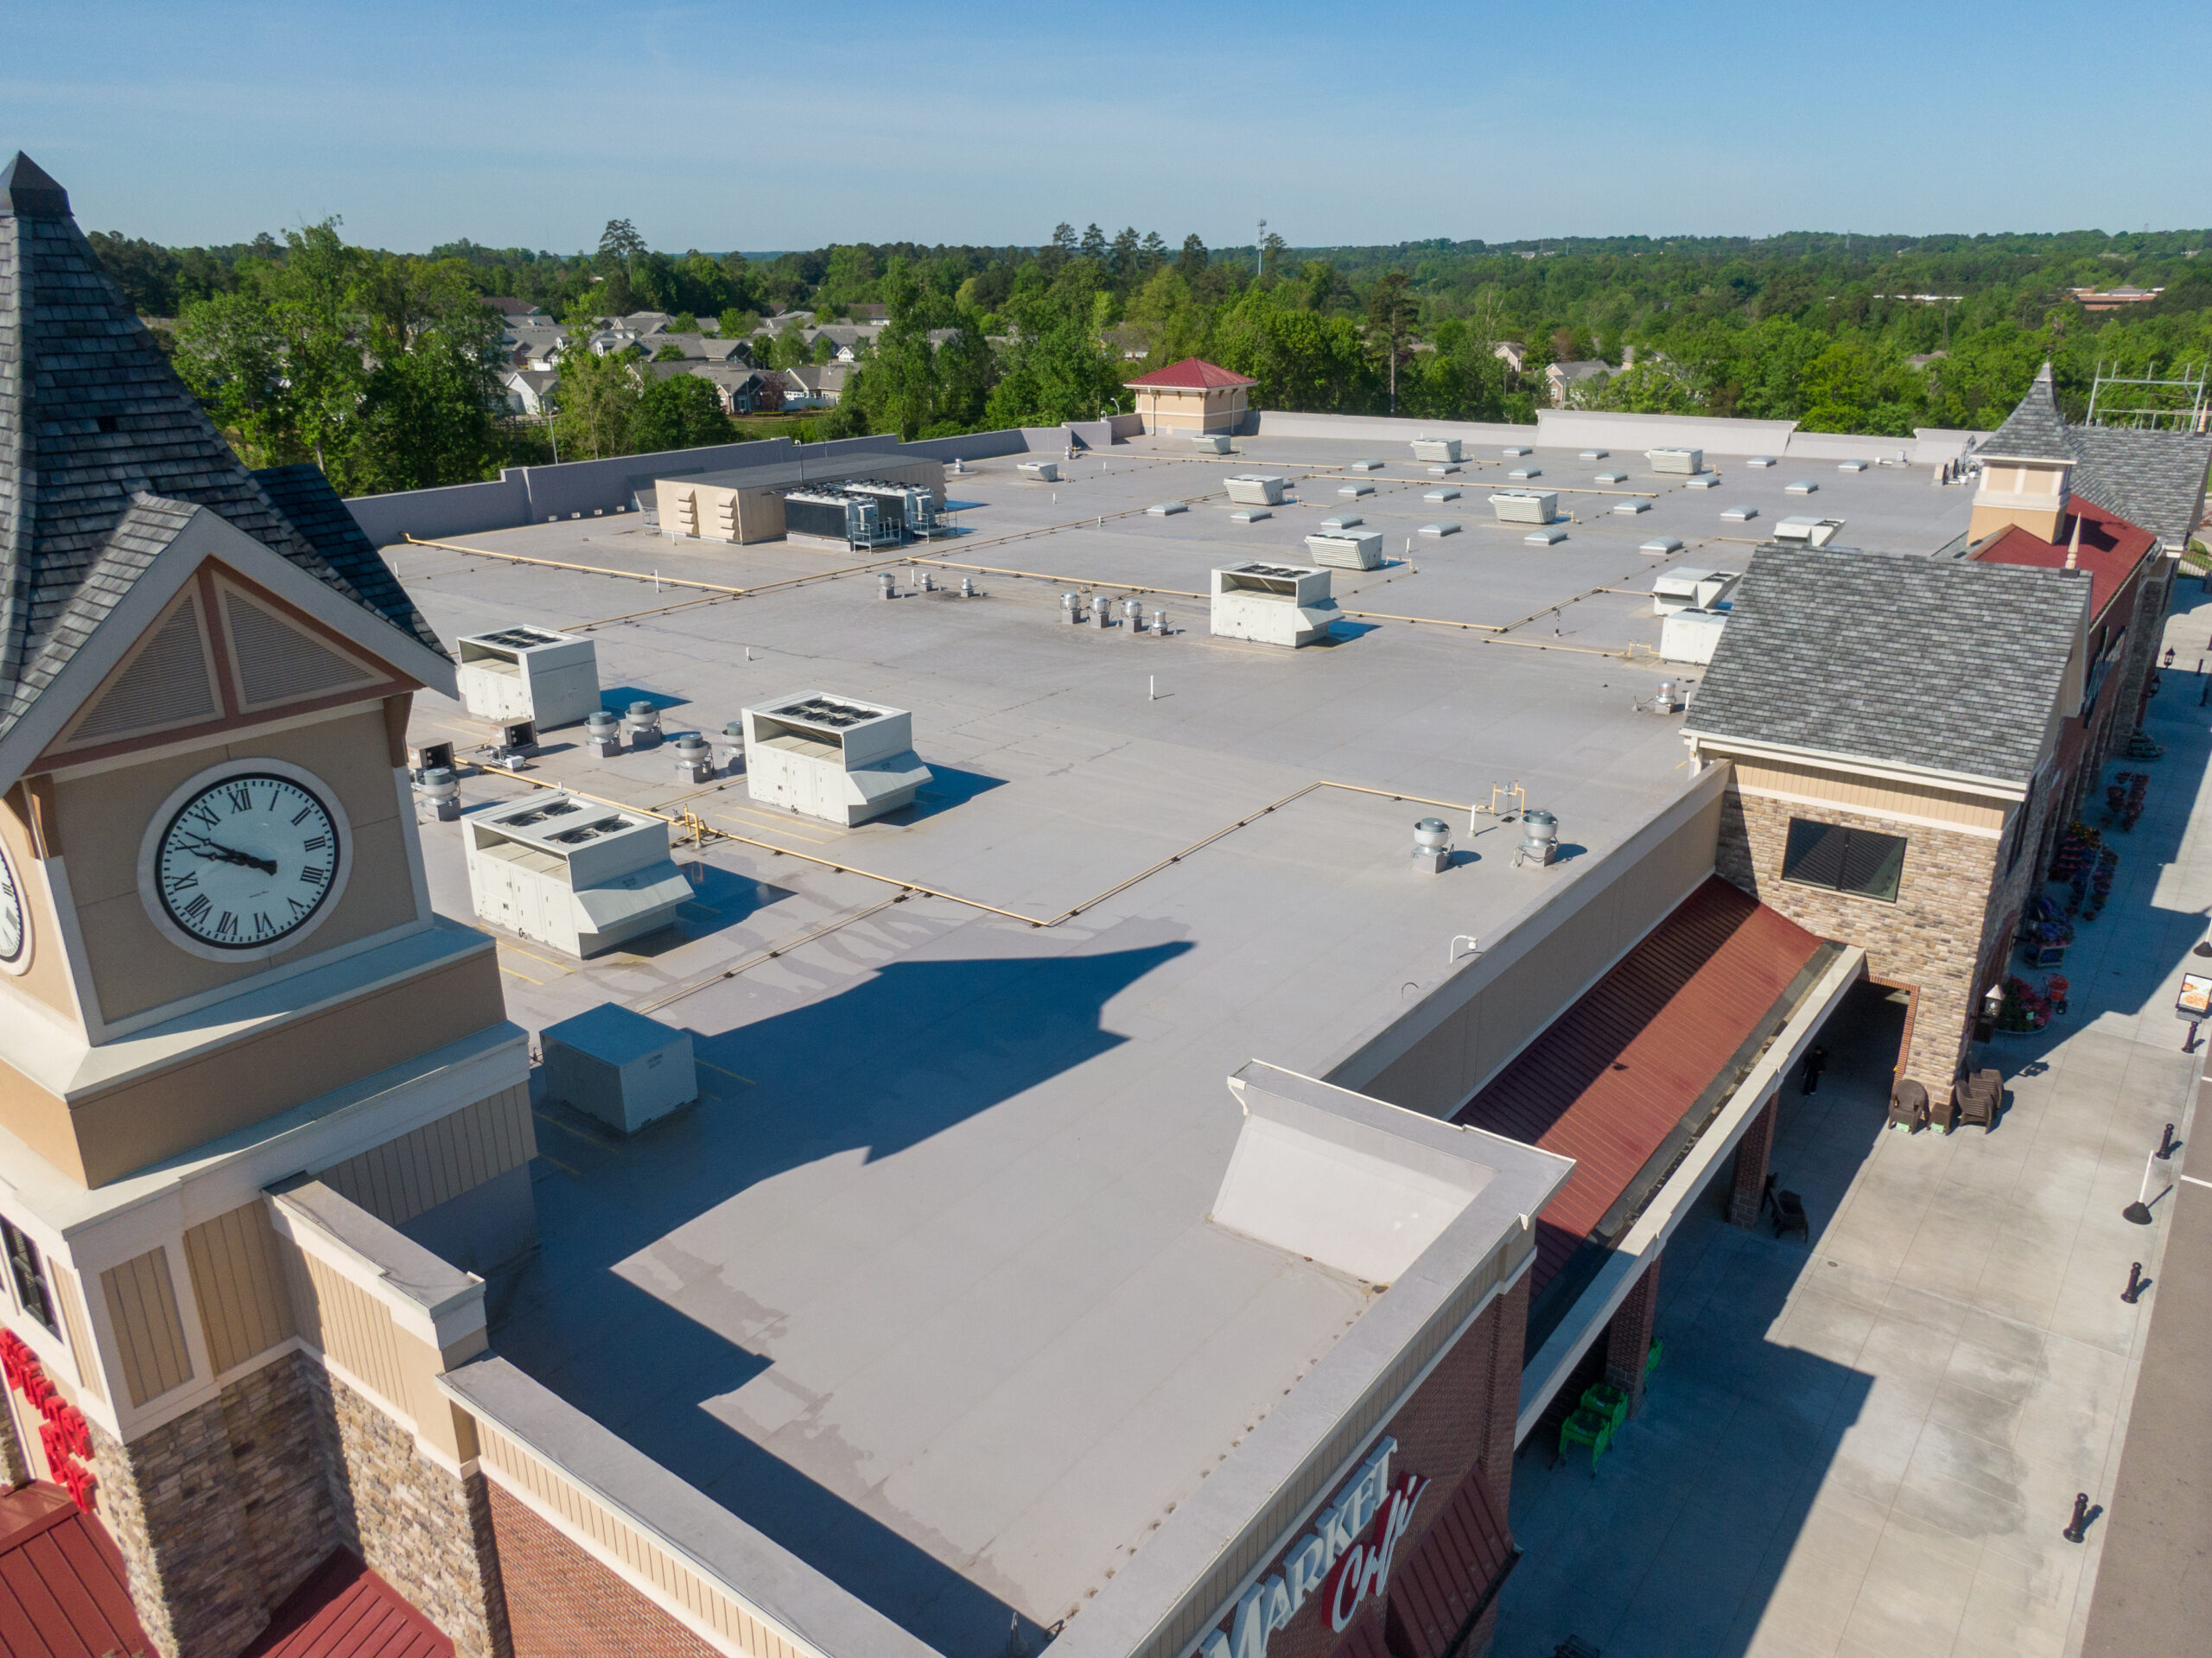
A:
[0,841,25,971]
[152,772,344,951]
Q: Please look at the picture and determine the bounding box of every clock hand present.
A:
[176,833,280,875]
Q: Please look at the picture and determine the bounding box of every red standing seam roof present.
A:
[0,1480,154,1658]
[1123,357,1256,390]
[239,1552,454,1658]
[1453,877,1823,1295]
[1970,498,2156,625]
[1385,1464,1516,1658]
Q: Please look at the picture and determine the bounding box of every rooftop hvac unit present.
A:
[782,488,877,547]
[1305,531,1384,569]
[455,626,601,730]
[1411,438,1463,462]
[540,1003,697,1135]
[1647,448,1704,473]
[846,481,937,538]
[742,691,931,826]
[1660,608,1728,664]
[1190,434,1233,454]
[1651,569,1742,614]
[1019,460,1061,481]
[1773,516,1847,547]
[1489,490,1559,524]
[1224,474,1289,505]
[1210,563,1338,647]
[464,794,690,957]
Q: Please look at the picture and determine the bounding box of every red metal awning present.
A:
[240,1551,454,1658]
[0,1479,154,1658]
[1385,1464,1517,1658]
[1454,877,1825,1301]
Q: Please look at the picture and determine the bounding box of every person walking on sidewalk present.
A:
[1802,1044,1828,1096]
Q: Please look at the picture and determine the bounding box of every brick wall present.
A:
[1201,1274,1526,1658]
[1719,789,2000,1090]
[325,1371,511,1658]
[482,1481,721,1658]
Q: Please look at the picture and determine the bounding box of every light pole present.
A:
[1257,219,1266,280]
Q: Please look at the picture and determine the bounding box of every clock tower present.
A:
[0,154,531,1656]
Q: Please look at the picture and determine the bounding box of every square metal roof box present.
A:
[1594,471,1627,484]
[1224,474,1288,505]
[1018,460,1060,482]
[1351,459,1384,471]
[1304,530,1384,569]
[1411,438,1462,462]
[1837,460,1870,473]
[1424,487,1461,503]
[1686,475,1721,489]
[1721,504,1759,521]
[1613,499,1651,515]
[1526,527,1568,545]
[1319,512,1363,530]
[1646,447,1703,473]
[1746,455,1777,468]
[1641,536,1685,555]
[540,1003,697,1135]
[1229,507,1273,523]
[1580,448,1609,459]
[1338,482,1375,498]
[1508,466,1541,480]
[1489,489,1559,524]
[1417,520,1461,537]
[1784,479,1820,494]
[1189,433,1232,454]
[1146,501,1187,516]
[1503,445,1534,456]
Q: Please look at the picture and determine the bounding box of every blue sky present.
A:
[11,0,2211,252]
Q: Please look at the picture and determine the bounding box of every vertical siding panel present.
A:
[52,1269,103,1403]
[99,1248,194,1407]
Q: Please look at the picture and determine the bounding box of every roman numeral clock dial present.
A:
[0,841,28,973]
[139,764,353,962]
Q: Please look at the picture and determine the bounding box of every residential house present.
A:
[502,320,566,372]
[806,323,882,362]
[1492,340,1528,373]
[483,297,544,320]
[846,303,887,322]
[652,361,784,416]
[499,367,559,417]
[1546,359,1611,406]
[780,363,849,407]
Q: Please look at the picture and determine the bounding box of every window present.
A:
[2005,790,2035,874]
[2,1217,57,1337]
[1783,818,1907,902]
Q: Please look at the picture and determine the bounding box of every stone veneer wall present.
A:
[89,1387,283,1658]
[1719,789,1999,1091]
[482,1482,723,1658]
[325,1370,512,1658]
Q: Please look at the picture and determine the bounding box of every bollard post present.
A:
[2122,1261,2147,1304]
[2063,1493,2092,1543]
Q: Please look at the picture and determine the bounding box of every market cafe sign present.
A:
[1199,1438,1429,1658]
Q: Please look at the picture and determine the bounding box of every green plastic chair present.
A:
[1580,1381,1629,1431]
[1560,1407,1612,1471]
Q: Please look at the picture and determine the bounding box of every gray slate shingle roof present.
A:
[1981,363,2211,543]
[0,153,442,744]
[1684,545,2088,786]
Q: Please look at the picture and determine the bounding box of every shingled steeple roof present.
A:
[0,151,442,743]
[1980,362,2073,463]
[1978,360,2212,543]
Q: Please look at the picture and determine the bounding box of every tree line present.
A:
[115,214,2212,493]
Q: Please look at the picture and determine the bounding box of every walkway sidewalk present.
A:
[1497,580,2212,1658]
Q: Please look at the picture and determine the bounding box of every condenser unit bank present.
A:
[540,1003,697,1136]
[1647,448,1704,473]
[1305,531,1384,569]
[1210,563,1338,647]
[464,794,690,957]
[455,627,602,730]
[1489,490,1559,524]
[743,691,931,827]
[846,481,937,537]
[1411,438,1463,463]
[1224,474,1289,506]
